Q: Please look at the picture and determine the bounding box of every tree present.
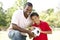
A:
[0,2,7,26]
[5,0,27,27]
[40,8,60,28]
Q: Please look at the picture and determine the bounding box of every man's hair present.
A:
[24,2,33,7]
[30,12,39,18]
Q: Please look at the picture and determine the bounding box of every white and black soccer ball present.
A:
[31,27,40,37]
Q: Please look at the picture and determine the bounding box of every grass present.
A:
[0,31,11,40]
[0,28,60,40]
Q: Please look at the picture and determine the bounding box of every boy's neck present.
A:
[36,20,40,25]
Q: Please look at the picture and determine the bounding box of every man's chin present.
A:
[27,13,30,15]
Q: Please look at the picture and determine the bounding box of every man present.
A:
[8,2,34,40]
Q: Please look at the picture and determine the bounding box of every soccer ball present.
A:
[31,27,40,37]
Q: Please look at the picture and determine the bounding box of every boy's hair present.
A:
[30,12,39,18]
[24,2,33,7]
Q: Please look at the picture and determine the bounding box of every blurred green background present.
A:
[0,0,60,40]
[0,0,60,31]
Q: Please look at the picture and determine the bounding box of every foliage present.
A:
[5,0,27,27]
[5,7,17,27]
[0,8,7,26]
[40,8,60,28]
[0,0,60,29]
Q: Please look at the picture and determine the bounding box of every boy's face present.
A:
[31,16,39,23]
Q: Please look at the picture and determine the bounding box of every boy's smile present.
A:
[31,16,40,25]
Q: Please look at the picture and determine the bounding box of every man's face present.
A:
[24,5,32,15]
[31,16,39,23]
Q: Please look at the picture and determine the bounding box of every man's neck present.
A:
[24,12,29,19]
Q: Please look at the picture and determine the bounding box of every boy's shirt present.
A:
[32,20,52,40]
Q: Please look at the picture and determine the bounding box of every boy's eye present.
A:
[32,18,35,20]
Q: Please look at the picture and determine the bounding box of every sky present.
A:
[0,0,60,12]
[28,0,60,12]
[0,0,16,10]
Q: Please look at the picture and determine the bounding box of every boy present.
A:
[30,12,52,40]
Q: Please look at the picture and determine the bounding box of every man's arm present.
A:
[12,23,35,37]
[12,23,28,33]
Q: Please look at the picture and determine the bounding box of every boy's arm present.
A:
[41,22,52,34]
[40,31,52,34]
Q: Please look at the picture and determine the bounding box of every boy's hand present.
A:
[26,26,34,30]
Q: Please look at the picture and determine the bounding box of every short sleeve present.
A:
[44,22,52,31]
[11,11,19,25]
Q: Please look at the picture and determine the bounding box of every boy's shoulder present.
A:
[40,20,48,25]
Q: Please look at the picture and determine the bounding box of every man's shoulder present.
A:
[17,9,23,12]
[15,9,23,13]
[13,9,23,16]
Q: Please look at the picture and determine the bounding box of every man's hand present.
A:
[26,26,36,38]
[27,30,35,39]
[12,23,35,38]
